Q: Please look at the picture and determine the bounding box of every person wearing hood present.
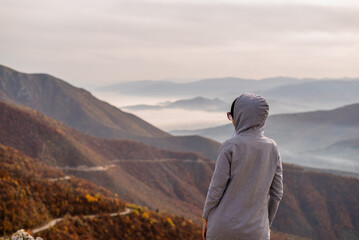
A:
[202,93,283,240]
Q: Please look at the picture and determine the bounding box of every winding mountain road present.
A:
[31,208,132,234]
[57,158,208,172]
[32,158,205,233]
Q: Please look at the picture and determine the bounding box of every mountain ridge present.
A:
[0,100,213,222]
[123,96,228,112]
[0,64,168,139]
[0,64,220,160]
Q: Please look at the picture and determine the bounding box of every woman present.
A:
[202,93,283,240]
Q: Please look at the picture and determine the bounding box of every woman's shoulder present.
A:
[262,136,281,156]
[224,134,279,150]
[263,136,279,149]
[218,138,237,153]
[219,135,247,152]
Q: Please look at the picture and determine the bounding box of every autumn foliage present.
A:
[0,144,125,236]
[36,206,202,240]
[0,144,205,240]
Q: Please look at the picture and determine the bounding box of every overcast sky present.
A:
[1,0,358,88]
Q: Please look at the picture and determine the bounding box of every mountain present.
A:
[260,80,359,110]
[95,77,306,100]
[316,138,359,158]
[171,124,232,143]
[265,103,359,161]
[0,64,220,160]
[259,80,359,115]
[0,100,213,222]
[0,101,205,167]
[36,208,202,240]
[308,138,359,174]
[0,65,167,139]
[123,96,229,112]
[0,132,304,240]
[274,164,359,240]
[96,77,358,103]
[1,101,359,239]
[97,77,359,115]
[0,144,312,240]
[0,144,204,240]
[172,103,359,174]
[0,143,125,236]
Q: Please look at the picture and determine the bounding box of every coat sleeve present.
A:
[202,143,231,220]
[268,153,283,227]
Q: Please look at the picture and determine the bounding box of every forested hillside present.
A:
[274,164,359,239]
[0,144,311,240]
[0,144,124,236]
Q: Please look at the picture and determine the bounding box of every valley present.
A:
[172,103,359,174]
[1,65,359,239]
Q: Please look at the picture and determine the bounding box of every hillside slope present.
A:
[0,144,205,240]
[1,144,303,240]
[266,103,359,151]
[274,164,359,239]
[0,65,220,159]
[0,65,167,139]
[0,101,204,167]
[0,100,213,222]
[0,144,125,236]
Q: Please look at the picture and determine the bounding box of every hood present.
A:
[233,93,269,135]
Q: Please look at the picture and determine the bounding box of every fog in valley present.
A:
[93,78,359,175]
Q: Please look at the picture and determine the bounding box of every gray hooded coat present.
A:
[202,93,283,240]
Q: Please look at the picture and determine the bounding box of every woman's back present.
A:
[202,93,283,240]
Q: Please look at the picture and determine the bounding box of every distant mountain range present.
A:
[123,96,228,112]
[95,77,307,99]
[172,103,359,174]
[0,65,219,160]
[260,80,359,113]
[97,77,359,114]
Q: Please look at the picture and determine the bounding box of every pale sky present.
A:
[1,0,358,88]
